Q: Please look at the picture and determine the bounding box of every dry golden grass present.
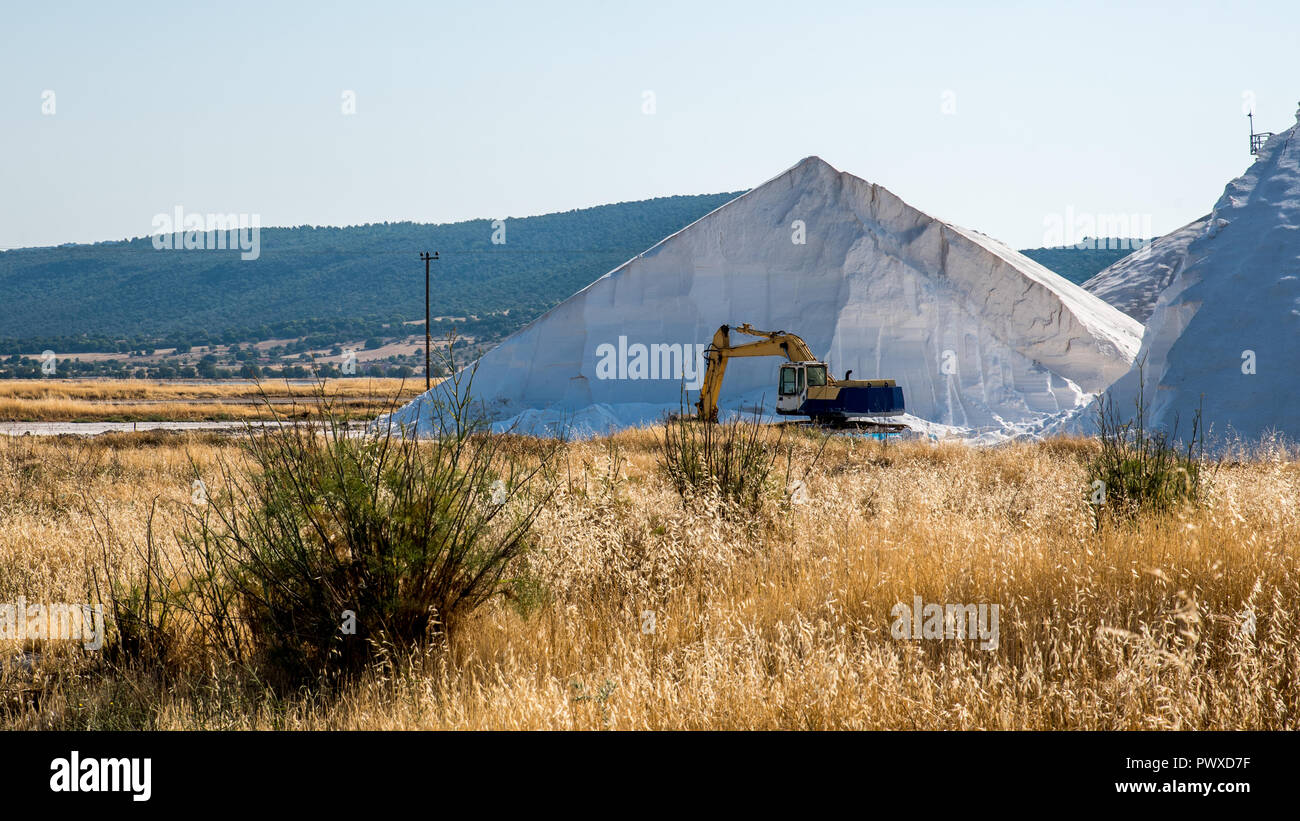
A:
[2,428,1298,729]
[0,378,426,421]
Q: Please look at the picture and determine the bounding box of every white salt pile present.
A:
[385,157,1142,440]
[1094,105,1300,445]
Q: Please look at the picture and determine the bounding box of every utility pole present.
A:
[420,251,439,389]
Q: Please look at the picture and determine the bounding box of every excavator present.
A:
[695,323,906,428]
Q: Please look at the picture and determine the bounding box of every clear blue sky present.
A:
[2,0,1297,250]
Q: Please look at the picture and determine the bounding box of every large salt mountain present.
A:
[1098,107,1300,445]
[388,157,1142,437]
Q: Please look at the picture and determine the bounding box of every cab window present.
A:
[779,366,798,395]
[806,365,827,387]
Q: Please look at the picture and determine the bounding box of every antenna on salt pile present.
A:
[1249,111,1274,156]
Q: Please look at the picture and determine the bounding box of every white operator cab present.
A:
[776,361,828,414]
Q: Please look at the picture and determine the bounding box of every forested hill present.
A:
[1018,245,1134,285]
[0,192,743,353]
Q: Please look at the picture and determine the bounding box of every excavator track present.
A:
[665,413,907,433]
[779,417,908,433]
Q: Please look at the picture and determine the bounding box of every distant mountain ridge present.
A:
[0,193,744,353]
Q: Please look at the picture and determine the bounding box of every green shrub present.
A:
[657,402,787,514]
[195,374,555,688]
[93,344,559,691]
[1087,366,1207,524]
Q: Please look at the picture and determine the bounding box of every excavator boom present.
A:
[696,324,815,421]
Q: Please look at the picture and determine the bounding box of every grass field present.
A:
[1,423,1297,730]
[0,378,426,421]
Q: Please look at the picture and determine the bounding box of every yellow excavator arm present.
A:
[695,323,819,421]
